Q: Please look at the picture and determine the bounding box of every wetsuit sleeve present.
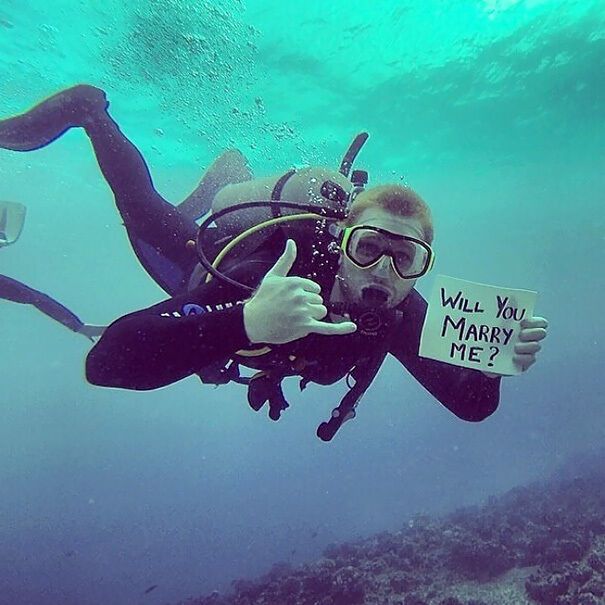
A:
[85,286,251,390]
[389,289,502,421]
[0,274,84,332]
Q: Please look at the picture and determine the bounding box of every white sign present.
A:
[419,275,537,375]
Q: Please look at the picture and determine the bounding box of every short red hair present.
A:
[346,184,434,244]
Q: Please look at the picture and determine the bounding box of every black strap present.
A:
[270,169,296,218]
[316,350,388,441]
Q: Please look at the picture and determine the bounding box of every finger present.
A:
[514,342,541,354]
[518,328,547,342]
[268,239,297,278]
[287,276,322,294]
[520,316,548,330]
[307,303,328,320]
[304,292,325,306]
[513,354,536,371]
[307,319,357,336]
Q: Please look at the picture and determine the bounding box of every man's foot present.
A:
[0,84,109,151]
[178,149,253,221]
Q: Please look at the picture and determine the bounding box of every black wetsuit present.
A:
[86,258,502,423]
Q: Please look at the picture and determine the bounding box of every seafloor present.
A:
[176,452,605,605]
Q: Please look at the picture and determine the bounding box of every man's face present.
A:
[335,207,429,308]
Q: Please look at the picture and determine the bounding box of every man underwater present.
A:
[0,200,103,340]
[0,85,548,439]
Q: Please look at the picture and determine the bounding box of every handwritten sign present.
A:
[419,275,537,375]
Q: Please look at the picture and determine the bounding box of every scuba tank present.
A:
[212,166,353,241]
[210,131,369,244]
[188,133,369,292]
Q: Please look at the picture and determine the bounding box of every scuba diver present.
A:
[0,85,547,440]
[0,200,104,340]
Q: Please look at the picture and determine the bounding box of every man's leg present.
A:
[81,107,199,294]
[177,148,253,222]
[0,85,198,294]
[0,273,84,334]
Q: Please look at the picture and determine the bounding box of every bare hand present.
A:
[513,316,548,372]
[482,315,548,378]
[243,239,357,345]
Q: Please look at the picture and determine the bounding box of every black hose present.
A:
[195,200,346,293]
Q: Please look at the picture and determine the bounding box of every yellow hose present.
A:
[205,211,325,358]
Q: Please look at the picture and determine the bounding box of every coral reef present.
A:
[175,454,605,605]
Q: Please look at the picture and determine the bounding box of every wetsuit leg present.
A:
[177,148,253,221]
[0,85,198,295]
[0,274,83,332]
[82,111,199,294]
[0,85,109,151]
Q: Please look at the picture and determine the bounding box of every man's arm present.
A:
[85,285,251,390]
[390,289,502,421]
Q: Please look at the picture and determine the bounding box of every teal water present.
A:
[0,1,604,604]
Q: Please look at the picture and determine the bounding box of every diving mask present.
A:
[341,225,434,280]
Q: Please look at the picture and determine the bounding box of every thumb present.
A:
[268,239,297,278]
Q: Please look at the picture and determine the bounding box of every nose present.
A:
[371,254,394,278]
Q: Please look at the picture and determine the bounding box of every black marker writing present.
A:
[441,315,514,346]
[496,295,526,321]
[440,288,485,313]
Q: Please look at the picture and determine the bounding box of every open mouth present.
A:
[361,285,390,306]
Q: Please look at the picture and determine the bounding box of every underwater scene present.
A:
[0,1,604,604]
